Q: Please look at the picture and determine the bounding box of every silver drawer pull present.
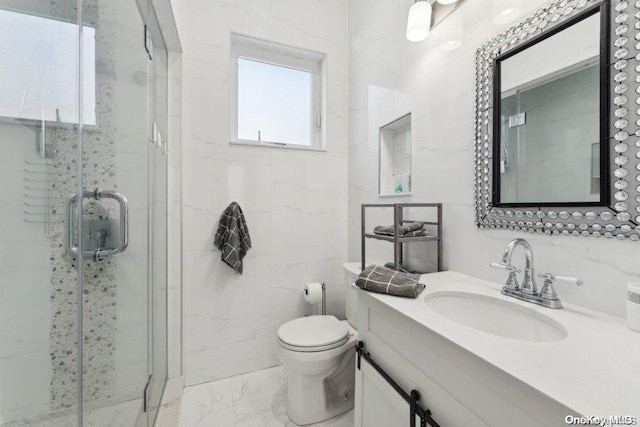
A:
[65,188,129,260]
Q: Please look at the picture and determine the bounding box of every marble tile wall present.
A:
[167,50,183,380]
[175,0,349,386]
[348,0,637,318]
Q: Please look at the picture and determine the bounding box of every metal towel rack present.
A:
[356,341,440,427]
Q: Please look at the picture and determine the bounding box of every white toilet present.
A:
[276,264,360,426]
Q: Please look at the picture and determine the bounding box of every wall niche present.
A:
[379,113,412,196]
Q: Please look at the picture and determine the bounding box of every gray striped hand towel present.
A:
[373,222,428,237]
[214,202,251,274]
[355,264,425,298]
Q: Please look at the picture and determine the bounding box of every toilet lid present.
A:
[277,315,349,350]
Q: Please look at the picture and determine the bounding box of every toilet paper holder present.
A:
[304,283,326,315]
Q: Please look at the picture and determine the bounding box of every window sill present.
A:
[230,140,326,152]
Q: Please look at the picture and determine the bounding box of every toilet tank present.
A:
[343,262,361,329]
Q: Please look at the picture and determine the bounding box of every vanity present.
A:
[352,269,640,427]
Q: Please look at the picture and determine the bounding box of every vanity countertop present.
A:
[347,264,640,419]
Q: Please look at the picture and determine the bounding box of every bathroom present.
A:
[0,0,638,426]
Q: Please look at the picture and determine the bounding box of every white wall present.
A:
[348,0,636,319]
[167,50,182,380]
[179,0,348,386]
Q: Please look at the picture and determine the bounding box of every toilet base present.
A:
[285,348,355,425]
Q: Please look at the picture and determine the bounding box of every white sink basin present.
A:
[424,291,567,342]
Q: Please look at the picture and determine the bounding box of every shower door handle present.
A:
[65,188,129,261]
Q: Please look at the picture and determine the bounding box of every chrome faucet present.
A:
[490,238,583,309]
[501,238,536,295]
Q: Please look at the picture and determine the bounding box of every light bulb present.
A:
[406,1,433,42]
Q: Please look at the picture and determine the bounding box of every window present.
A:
[0,10,96,125]
[231,34,325,149]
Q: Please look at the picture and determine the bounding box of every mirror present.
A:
[379,113,412,196]
[493,6,607,206]
[474,1,640,240]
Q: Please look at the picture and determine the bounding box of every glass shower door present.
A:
[0,0,169,424]
[146,12,169,425]
[77,0,158,425]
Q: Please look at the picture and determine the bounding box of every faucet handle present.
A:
[538,273,583,287]
[490,262,521,274]
[554,276,584,287]
[538,273,583,308]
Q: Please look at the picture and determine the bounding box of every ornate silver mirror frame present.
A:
[474,0,640,241]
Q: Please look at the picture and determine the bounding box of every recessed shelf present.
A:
[379,113,412,196]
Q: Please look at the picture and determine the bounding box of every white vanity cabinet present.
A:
[353,272,640,427]
[354,296,570,427]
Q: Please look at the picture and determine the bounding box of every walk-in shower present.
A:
[0,0,176,425]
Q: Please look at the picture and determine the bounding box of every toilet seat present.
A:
[277,315,349,352]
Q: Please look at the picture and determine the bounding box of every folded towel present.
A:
[214,202,251,274]
[373,222,428,237]
[383,262,420,275]
[356,264,425,298]
[400,229,429,237]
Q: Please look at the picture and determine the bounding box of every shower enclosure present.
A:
[0,0,175,425]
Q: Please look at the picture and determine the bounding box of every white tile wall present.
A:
[348,0,638,318]
[177,0,349,386]
[167,50,183,380]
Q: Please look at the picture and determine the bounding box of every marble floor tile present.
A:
[180,377,233,420]
[179,407,235,427]
[179,366,354,427]
[230,366,287,406]
[2,399,141,427]
[233,393,288,427]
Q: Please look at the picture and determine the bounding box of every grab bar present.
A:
[64,188,129,261]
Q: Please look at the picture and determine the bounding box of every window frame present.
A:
[230,33,326,151]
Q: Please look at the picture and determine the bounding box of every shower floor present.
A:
[2,398,142,427]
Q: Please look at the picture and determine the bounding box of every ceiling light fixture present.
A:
[437,0,459,4]
[406,0,433,42]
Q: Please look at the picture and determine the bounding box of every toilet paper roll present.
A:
[304,283,323,304]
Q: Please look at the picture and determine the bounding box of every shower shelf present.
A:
[361,203,442,274]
